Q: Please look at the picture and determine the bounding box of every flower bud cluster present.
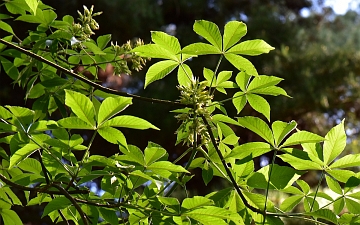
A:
[72,5,102,41]
[175,79,213,146]
[111,39,149,75]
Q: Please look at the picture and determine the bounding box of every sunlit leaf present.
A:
[272,120,297,147]
[224,53,258,76]
[246,93,270,121]
[281,131,324,148]
[144,60,178,88]
[102,115,159,130]
[9,143,39,168]
[193,20,222,50]
[223,21,247,51]
[238,116,274,145]
[65,90,96,127]
[181,43,221,55]
[323,119,346,165]
[97,96,132,125]
[227,39,274,56]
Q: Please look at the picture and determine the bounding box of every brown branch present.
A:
[0,38,188,107]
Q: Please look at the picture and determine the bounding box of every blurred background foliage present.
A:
[2,0,360,224]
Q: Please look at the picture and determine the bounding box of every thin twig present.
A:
[0,38,189,107]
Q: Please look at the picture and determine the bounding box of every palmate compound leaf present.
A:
[97,96,133,125]
[223,21,247,51]
[144,60,178,88]
[64,90,96,128]
[323,119,346,165]
[193,20,222,51]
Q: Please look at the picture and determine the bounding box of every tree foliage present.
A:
[1,0,360,225]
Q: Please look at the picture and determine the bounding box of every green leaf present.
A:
[280,195,303,212]
[223,21,247,51]
[183,206,243,225]
[117,144,144,165]
[147,161,188,173]
[216,71,232,85]
[42,197,71,218]
[243,191,275,211]
[247,75,283,92]
[6,106,34,127]
[278,148,323,170]
[97,34,111,50]
[9,143,39,168]
[144,146,167,165]
[144,60,178,88]
[330,154,360,169]
[281,131,324,148]
[202,162,213,185]
[133,44,178,60]
[182,196,214,211]
[246,93,270,121]
[333,198,345,215]
[345,197,360,214]
[0,21,15,35]
[227,39,274,56]
[181,43,221,55]
[0,209,23,225]
[57,117,94,130]
[102,115,159,130]
[65,90,96,127]
[238,116,274,145]
[325,175,342,195]
[296,179,310,194]
[235,71,251,92]
[327,169,355,183]
[98,126,128,149]
[323,119,346,165]
[224,53,258,76]
[247,165,303,190]
[178,64,193,87]
[97,96,132,125]
[212,114,239,126]
[305,209,338,224]
[226,142,272,159]
[232,92,247,113]
[98,208,118,225]
[25,0,38,15]
[82,41,105,55]
[151,31,181,55]
[193,20,222,51]
[17,158,42,174]
[272,120,297,147]
[253,86,290,97]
